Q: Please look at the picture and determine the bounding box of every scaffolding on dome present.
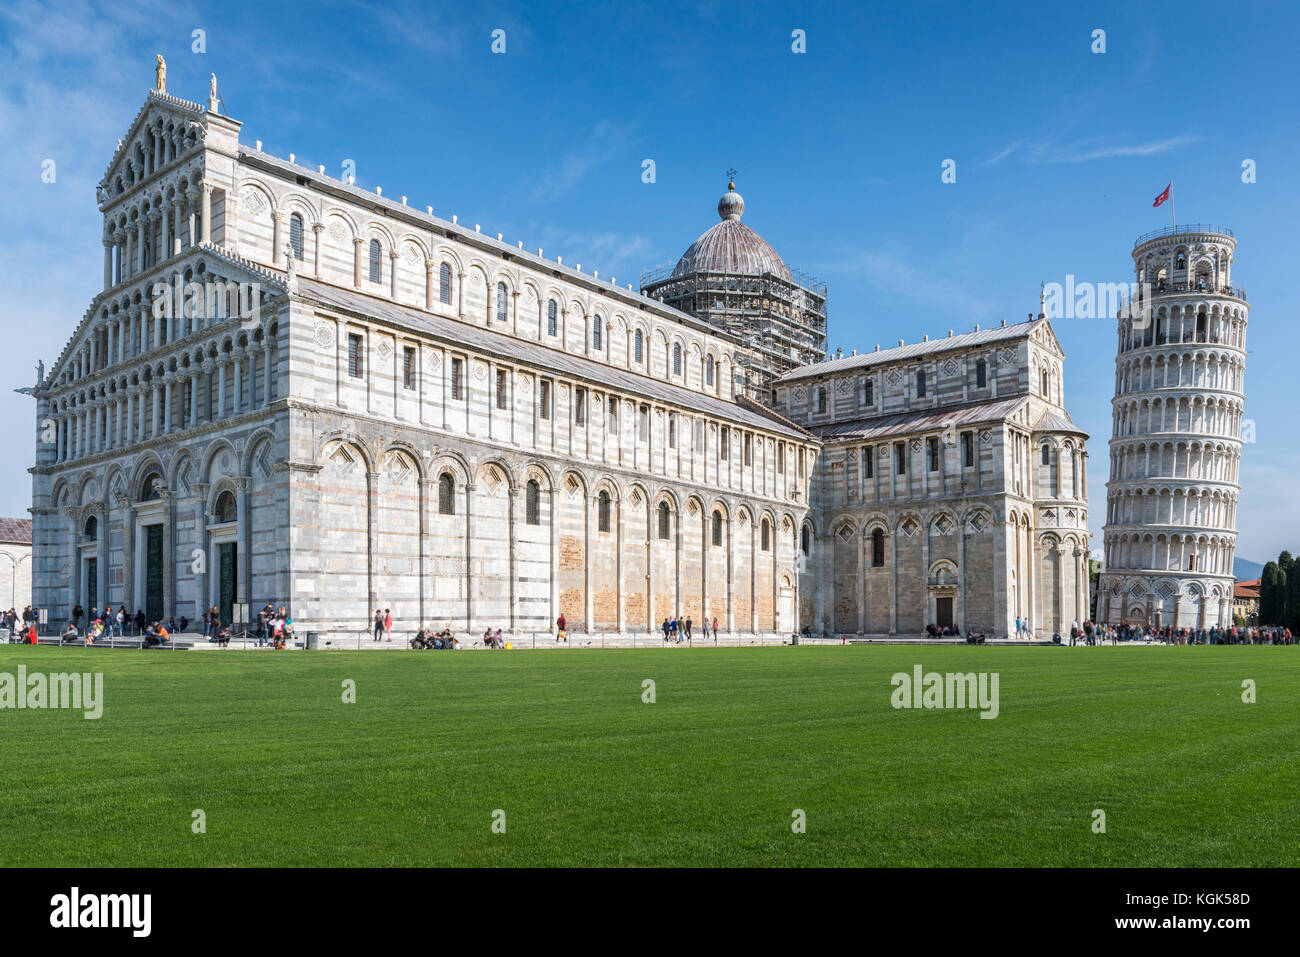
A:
[639,264,827,403]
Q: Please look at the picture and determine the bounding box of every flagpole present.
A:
[1170,178,1175,230]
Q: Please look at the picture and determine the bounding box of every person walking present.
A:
[684,617,693,642]
[662,618,671,643]
[373,609,384,642]
[712,617,719,642]
[556,612,567,643]
[384,608,393,642]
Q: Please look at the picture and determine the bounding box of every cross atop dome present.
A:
[718,172,744,222]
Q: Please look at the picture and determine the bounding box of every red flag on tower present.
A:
[1152,182,1171,207]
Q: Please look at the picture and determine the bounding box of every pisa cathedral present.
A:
[28,78,1094,641]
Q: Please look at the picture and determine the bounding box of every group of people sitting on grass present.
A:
[410,627,460,650]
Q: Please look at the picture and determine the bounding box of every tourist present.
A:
[72,603,84,628]
[556,612,567,643]
[712,617,720,642]
[215,623,230,648]
[373,609,384,642]
[662,618,671,643]
[116,606,126,637]
[134,609,147,635]
[61,621,78,644]
[384,608,393,642]
[684,617,693,641]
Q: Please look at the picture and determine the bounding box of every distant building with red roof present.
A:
[1233,578,1260,625]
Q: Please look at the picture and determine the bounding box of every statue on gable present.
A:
[155,55,167,93]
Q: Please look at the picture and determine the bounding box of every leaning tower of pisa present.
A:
[1098,225,1248,629]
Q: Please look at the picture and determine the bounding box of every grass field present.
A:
[0,644,1296,867]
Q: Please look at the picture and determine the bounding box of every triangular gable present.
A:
[1031,317,1066,358]
[99,90,207,191]
[44,242,286,389]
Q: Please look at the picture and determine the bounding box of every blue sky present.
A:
[1,0,1297,565]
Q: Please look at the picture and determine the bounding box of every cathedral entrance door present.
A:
[935,596,954,629]
[85,557,98,614]
[145,524,164,622]
[218,542,237,626]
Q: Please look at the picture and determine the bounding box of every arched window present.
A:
[438,473,455,515]
[1041,444,1051,466]
[976,358,986,388]
[83,515,98,540]
[658,502,671,540]
[672,342,682,376]
[597,490,611,533]
[800,525,810,556]
[439,263,452,304]
[761,518,770,551]
[214,490,237,523]
[711,511,723,546]
[705,355,714,386]
[917,369,927,398]
[634,329,643,364]
[1041,369,1049,396]
[817,387,827,413]
[369,239,382,284]
[547,299,558,336]
[289,213,304,261]
[496,282,508,322]
[525,479,540,526]
[592,315,602,351]
[139,471,163,501]
[871,528,885,566]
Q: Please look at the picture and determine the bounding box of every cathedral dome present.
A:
[670,183,791,280]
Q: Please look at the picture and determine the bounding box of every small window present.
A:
[962,432,974,467]
[1041,369,1049,396]
[777,443,785,474]
[917,369,927,398]
[760,518,770,552]
[496,282,508,323]
[871,528,885,567]
[525,480,540,525]
[547,299,558,336]
[976,358,987,388]
[863,445,874,478]
[743,433,752,466]
[1042,444,1051,466]
[439,263,452,304]
[720,426,729,461]
[657,502,670,540]
[451,358,463,400]
[607,397,618,433]
[798,450,805,478]
[402,347,416,389]
[672,342,682,376]
[369,239,382,284]
[639,405,650,441]
[597,491,611,533]
[438,473,455,515]
[817,387,827,414]
[215,490,237,523]
[575,387,586,427]
[539,380,551,419]
[711,511,723,547]
[495,369,508,410]
[668,413,677,448]
[800,525,810,556]
[705,355,714,386]
[864,378,874,405]
[927,437,939,472]
[347,333,364,378]
[592,316,602,351]
[634,329,643,364]
[894,441,907,475]
[289,213,304,260]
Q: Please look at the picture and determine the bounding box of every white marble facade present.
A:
[30,85,1092,640]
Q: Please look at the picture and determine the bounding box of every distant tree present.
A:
[1259,560,1285,626]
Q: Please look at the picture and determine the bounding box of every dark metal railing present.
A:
[1134,224,1234,245]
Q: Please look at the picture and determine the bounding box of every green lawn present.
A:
[0,644,1295,866]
